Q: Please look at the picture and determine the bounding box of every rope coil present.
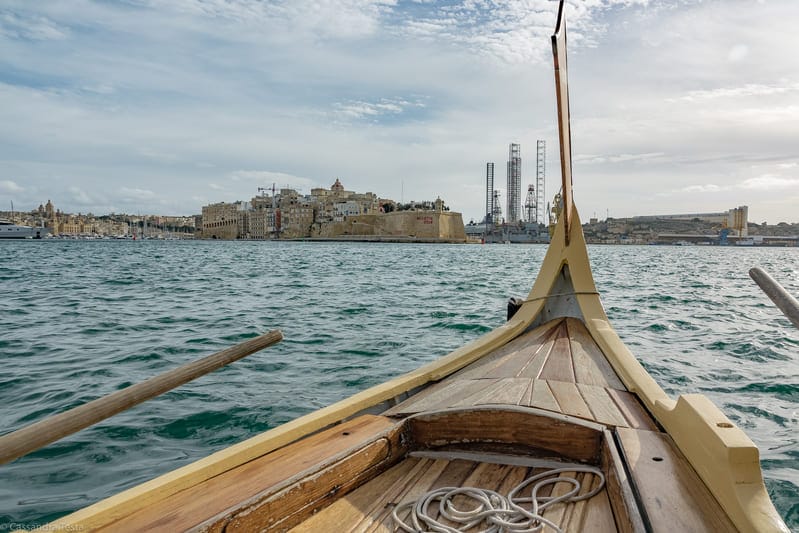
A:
[392,466,605,533]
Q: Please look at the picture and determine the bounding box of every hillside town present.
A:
[2,179,467,242]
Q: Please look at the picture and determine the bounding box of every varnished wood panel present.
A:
[98,415,397,532]
[616,427,736,532]
[407,406,603,464]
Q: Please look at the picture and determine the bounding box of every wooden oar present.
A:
[0,329,283,465]
[750,267,799,330]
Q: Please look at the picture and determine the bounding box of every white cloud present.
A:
[0,180,23,193]
[738,175,799,191]
[681,184,724,193]
[670,82,799,103]
[0,11,69,40]
[575,152,665,164]
[120,187,156,200]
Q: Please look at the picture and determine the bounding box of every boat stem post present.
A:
[0,329,283,465]
[749,267,799,330]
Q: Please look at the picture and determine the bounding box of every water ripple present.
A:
[0,240,796,528]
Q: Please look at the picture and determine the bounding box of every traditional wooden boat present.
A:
[29,2,789,532]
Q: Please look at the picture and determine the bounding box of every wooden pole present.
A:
[750,267,799,330]
[0,329,283,465]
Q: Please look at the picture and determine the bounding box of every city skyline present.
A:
[1,1,798,224]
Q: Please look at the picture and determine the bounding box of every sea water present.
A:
[0,240,797,528]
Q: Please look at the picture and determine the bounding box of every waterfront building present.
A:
[199,178,463,241]
[201,201,246,240]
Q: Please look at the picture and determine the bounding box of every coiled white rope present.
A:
[392,466,605,533]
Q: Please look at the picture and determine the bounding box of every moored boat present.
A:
[21,2,790,532]
[0,219,48,239]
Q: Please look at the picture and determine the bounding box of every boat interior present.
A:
[86,314,736,532]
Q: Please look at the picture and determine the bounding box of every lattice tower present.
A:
[507,143,521,223]
[536,140,546,224]
[485,162,495,224]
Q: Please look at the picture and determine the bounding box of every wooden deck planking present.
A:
[367,458,451,533]
[577,383,629,427]
[291,456,618,533]
[385,318,662,433]
[450,319,563,381]
[517,330,559,378]
[579,476,619,531]
[547,380,593,420]
[383,378,497,416]
[288,457,423,533]
[452,377,529,407]
[538,323,576,382]
[607,388,659,431]
[566,318,625,390]
[616,427,737,532]
[484,326,560,378]
[524,379,562,412]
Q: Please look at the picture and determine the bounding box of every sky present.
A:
[0,0,798,224]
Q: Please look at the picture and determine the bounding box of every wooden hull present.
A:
[35,205,788,533]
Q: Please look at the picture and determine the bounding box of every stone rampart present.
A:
[313,211,466,242]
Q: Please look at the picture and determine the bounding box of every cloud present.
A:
[119,187,156,200]
[575,152,666,165]
[681,184,724,193]
[0,11,69,41]
[331,97,426,123]
[0,180,23,193]
[669,82,799,103]
[738,174,799,191]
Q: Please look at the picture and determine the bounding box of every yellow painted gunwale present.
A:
[39,204,788,533]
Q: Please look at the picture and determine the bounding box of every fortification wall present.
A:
[313,211,466,242]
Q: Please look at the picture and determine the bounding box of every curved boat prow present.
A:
[508,2,788,531]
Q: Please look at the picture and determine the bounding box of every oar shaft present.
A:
[0,329,283,465]
[750,267,799,330]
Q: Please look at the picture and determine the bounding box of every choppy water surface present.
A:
[1,240,797,528]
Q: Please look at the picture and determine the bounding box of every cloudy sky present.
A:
[1,0,797,224]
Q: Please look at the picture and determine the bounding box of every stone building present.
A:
[201,201,246,239]
[199,179,464,241]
